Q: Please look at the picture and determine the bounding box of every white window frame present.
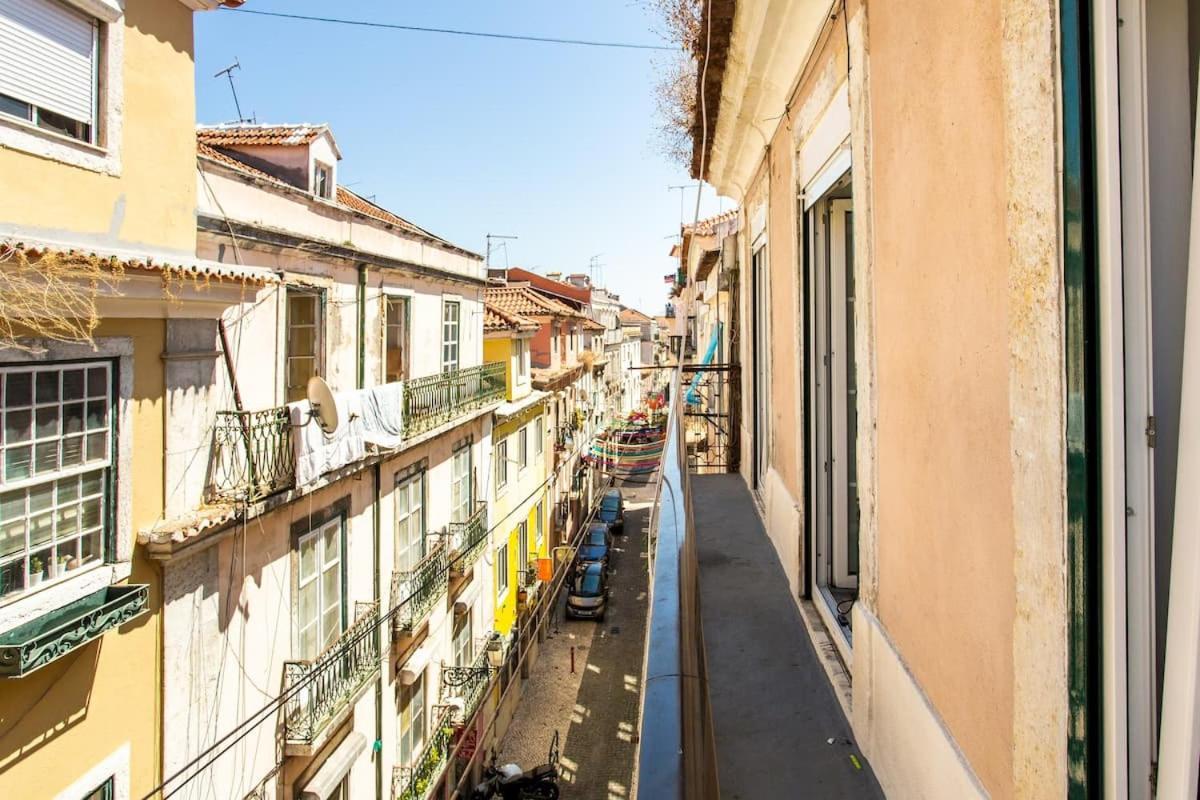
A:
[398,670,426,769]
[518,521,529,576]
[517,426,528,473]
[0,361,114,602]
[452,611,472,668]
[0,0,124,175]
[395,471,425,574]
[441,300,461,372]
[534,416,544,456]
[516,339,529,380]
[450,444,471,523]
[383,294,409,383]
[286,288,324,404]
[495,439,509,491]
[496,542,509,599]
[313,161,332,199]
[535,501,544,547]
[296,516,344,661]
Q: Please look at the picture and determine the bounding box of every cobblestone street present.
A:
[497,477,654,800]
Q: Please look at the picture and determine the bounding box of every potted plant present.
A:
[29,557,44,587]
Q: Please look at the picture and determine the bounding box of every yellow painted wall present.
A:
[0,0,198,255]
[492,492,548,636]
[484,337,515,399]
[0,318,165,797]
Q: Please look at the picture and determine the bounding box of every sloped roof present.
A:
[335,186,440,240]
[2,239,279,285]
[486,285,582,319]
[620,307,653,324]
[506,267,590,305]
[198,141,280,184]
[483,301,539,334]
[684,208,740,237]
[197,123,336,153]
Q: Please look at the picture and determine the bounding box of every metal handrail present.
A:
[636,369,719,799]
[439,647,494,723]
[403,362,505,437]
[391,545,450,635]
[281,601,380,745]
[208,407,295,502]
[447,502,489,574]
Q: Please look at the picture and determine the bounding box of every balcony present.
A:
[282,602,380,751]
[208,407,296,503]
[392,707,455,800]
[391,545,449,636]
[440,646,495,724]
[0,584,150,678]
[404,362,505,438]
[447,502,488,575]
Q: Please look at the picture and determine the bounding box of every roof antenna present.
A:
[214,59,255,124]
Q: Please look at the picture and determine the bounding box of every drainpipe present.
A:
[357,264,369,390]
[373,461,383,800]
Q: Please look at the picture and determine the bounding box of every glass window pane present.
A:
[63,402,84,435]
[35,371,58,404]
[322,523,339,564]
[56,477,79,504]
[0,559,24,597]
[86,368,106,397]
[5,446,30,481]
[299,535,317,581]
[5,409,31,443]
[85,431,106,462]
[86,400,106,431]
[299,623,317,662]
[34,441,58,474]
[6,372,31,406]
[321,568,339,617]
[35,407,59,439]
[288,358,315,390]
[81,470,103,497]
[298,580,316,631]
[56,505,79,537]
[289,294,316,325]
[62,435,84,467]
[80,497,101,530]
[62,370,85,401]
[29,512,52,547]
[80,531,101,564]
[289,327,316,358]
[29,483,52,512]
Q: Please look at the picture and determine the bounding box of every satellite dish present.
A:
[306,377,340,434]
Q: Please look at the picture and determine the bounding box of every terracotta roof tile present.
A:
[1,239,279,285]
[197,141,283,185]
[684,208,740,237]
[486,286,582,319]
[197,123,330,149]
[335,186,440,240]
[484,301,539,333]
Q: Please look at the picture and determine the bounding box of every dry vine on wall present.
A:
[0,245,126,352]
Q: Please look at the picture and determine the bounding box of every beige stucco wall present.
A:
[0,0,198,256]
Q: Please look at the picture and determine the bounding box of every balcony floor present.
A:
[692,474,884,799]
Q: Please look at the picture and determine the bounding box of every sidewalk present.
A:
[692,474,884,800]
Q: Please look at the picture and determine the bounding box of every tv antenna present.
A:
[588,254,605,287]
[485,234,518,268]
[214,59,255,124]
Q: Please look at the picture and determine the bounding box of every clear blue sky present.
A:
[194,1,726,316]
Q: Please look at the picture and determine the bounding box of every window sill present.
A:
[0,561,125,635]
[0,115,119,176]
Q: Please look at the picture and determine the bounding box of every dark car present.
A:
[577,521,612,573]
[596,488,625,534]
[566,561,609,620]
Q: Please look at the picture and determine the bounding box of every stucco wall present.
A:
[0,318,164,799]
[868,2,1022,795]
[0,0,197,256]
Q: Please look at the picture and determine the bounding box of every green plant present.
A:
[30,557,43,574]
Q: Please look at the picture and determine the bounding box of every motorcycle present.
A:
[469,732,560,800]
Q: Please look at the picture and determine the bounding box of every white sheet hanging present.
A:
[289,390,367,488]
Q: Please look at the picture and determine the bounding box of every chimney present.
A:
[545,272,563,281]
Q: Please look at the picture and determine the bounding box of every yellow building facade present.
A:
[484,305,550,636]
[0,2,253,798]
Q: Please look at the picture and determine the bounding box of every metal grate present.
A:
[403,362,505,437]
[208,407,295,502]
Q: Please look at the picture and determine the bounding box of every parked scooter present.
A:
[470,732,560,800]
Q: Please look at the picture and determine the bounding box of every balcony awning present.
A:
[454,576,483,616]
[298,731,367,800]
[494,390,549,421]
[0,584,150,678]
[399,640,434,685]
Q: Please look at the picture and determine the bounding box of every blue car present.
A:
[577,521,612,573]
[596,489,625,534]
[566,561,609,620]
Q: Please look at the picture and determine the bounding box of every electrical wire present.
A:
[223,8,676,52]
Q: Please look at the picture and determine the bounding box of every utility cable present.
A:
[223,9,676,51]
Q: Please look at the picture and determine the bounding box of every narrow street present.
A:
[496,477,654,800]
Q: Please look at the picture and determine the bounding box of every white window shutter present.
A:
[0,0,96,125]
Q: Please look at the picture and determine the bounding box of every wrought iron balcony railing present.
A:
[282,601,380,746]
[208,407,296,502]
[392,707,455,800]
[404,362,505,438]
[448,502,488,575]
[391,545,449,635]
[440,647,495,724]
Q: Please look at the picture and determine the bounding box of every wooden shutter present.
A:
[0,0,97,125]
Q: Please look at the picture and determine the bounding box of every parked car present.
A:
[566,561,609,620]
[577,521,612,573]
[596,488,625,534]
